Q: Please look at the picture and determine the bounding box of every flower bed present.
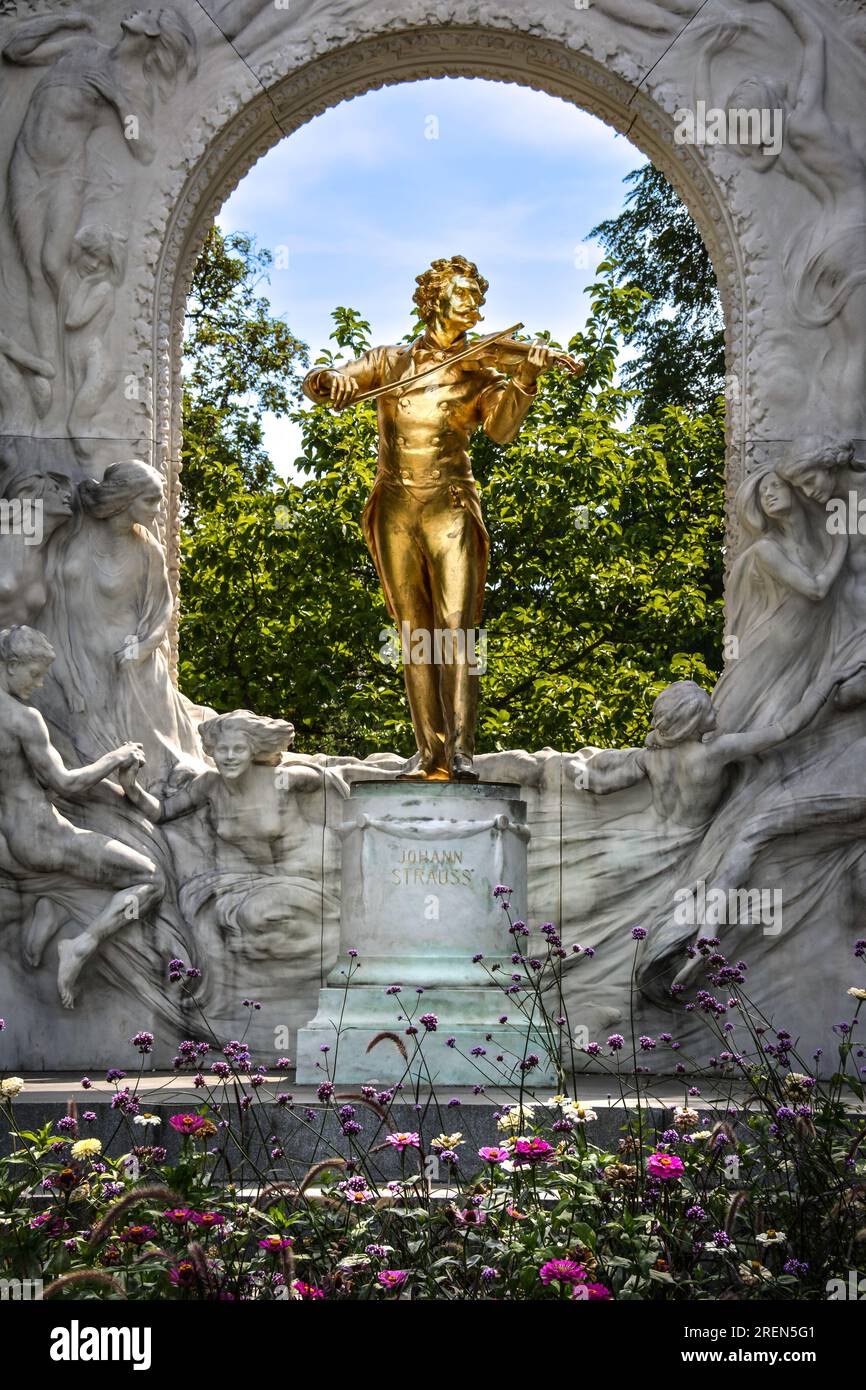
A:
[1,904,865,1301]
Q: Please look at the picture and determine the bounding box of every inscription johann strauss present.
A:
[389,846,475,887]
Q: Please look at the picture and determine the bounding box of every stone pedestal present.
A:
[296,781,556,1085]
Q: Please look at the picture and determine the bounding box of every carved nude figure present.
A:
[575,672,848,829]
[2,8,197,412]
[0,469,73,626]
[118,710,333,959]
[60,224,128,454]
[0,625,161,1008]
[39,458,200,778]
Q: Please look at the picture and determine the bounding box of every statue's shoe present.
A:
[451,753,479,782]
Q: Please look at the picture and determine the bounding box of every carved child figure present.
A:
[0,625,160,1007]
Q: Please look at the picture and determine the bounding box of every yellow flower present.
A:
[848,987,866,1001]
[496,1104,535,1133]
[70,1138,102,1159]
[0,1077,24,1099]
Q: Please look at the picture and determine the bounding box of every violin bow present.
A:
[347,323,525,405]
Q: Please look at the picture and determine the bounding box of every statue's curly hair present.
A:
[413,255,488,323]
[0,624,55,668]
[199,710,295,766]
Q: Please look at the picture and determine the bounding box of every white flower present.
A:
[0,1077,24,1099]
[848,987,866,1001]
[565,1103,597,1124]
[545,1094,573,1109]
[691,1130,713,1142]
[673,1106,700,1132]
[133,1113,161,1127]
[702,1240,738,1256]
[756,1229,786,1245]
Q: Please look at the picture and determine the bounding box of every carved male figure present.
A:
[0,625,161,1007]
[303,255,581,780]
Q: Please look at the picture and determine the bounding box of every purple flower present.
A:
[131,1031,154,1054]
[492,885,512,898]
[378,1270,408,1289]
[631,926,647,940]
[607,1034,625,1051]
[419,1013,438,1032]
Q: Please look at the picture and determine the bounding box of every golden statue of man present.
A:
[303,255,582,781]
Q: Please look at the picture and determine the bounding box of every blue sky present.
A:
[217,78,644,473]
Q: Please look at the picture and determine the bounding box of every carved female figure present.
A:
[38,458,200,778]
[2,8,196,413]
[711,465,846,731]
[119,710,336,961]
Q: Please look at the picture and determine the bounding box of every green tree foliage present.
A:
[591,163,725,423]
[178,228,725,756]
[180,227,305,523]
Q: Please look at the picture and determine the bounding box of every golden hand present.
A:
[512,342,584,389]
[319,370,358,410]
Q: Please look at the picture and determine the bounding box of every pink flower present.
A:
[454,1207,487,1226]
[576,1281,613,1300]
[478,1145,510,1163]
[342,1188,374,1205]
[169,1113,208,1135]
[646,1151,685,1181]
[539,1258,587,1286]
[384,1131,420,1152]
[293,1279,325,1300]
[163,1207,193,1225]
[119,1223,157,1245]
[511,1137,555,1164]
[191,1210,225,1228]
[378,1269,408,1289]
[259,1234,293,1251]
